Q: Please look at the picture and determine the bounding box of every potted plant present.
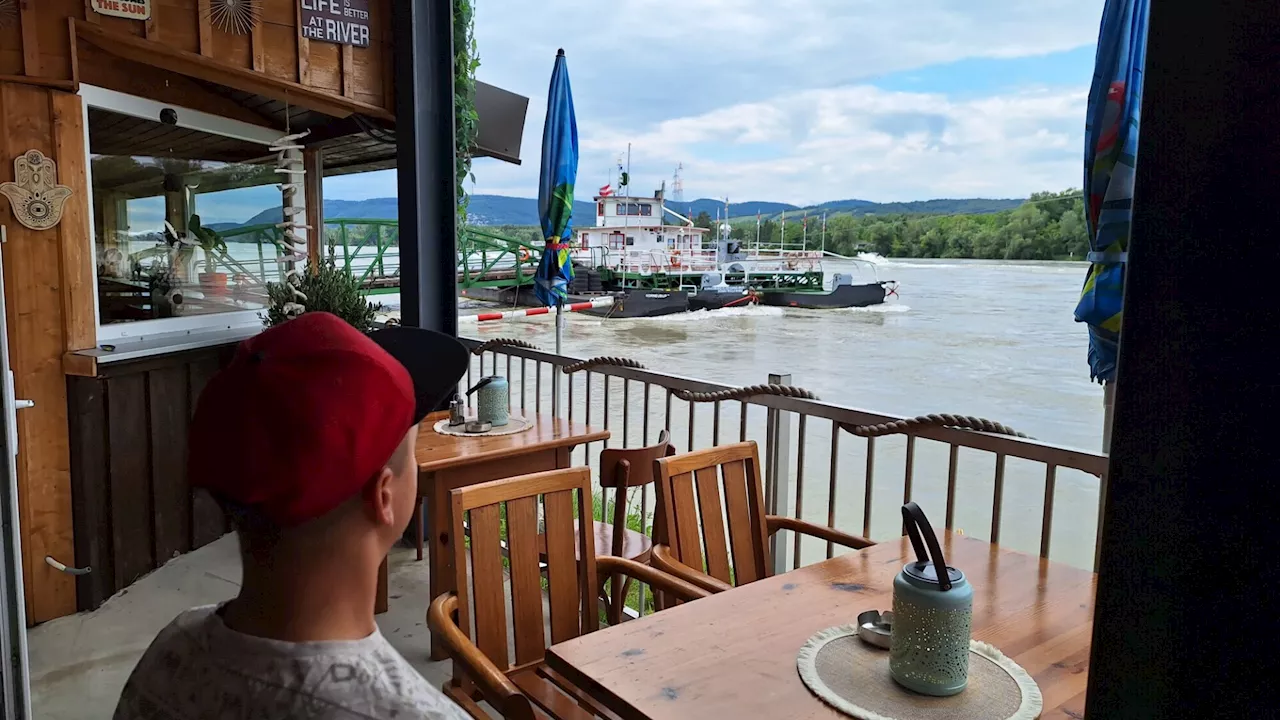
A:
[189,214,228,295]
[263,260,382,331]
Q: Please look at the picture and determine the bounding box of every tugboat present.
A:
[565,182,895,315]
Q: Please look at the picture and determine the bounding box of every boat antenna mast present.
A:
[672,163,684,203]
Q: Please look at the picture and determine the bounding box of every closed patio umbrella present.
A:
[535,49,578,415]
[1075,0,1148,443]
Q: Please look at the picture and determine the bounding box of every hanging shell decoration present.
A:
[273,130,311,318]
[0,0,17,30]
[0,151,74,231]
[205,0,261,35]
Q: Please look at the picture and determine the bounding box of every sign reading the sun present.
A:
[90,0,151,21]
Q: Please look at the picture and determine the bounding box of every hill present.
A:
[213,194,1030,233]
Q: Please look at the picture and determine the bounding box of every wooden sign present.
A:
[299,0,371,48]
[89,0,152,21]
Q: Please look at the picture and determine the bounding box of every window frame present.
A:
[79,85,298,344]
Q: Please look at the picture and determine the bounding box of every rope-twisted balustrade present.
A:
[840,414,1031,439]
[480,352,1033,439]
[470,338,539,355]
[560,357,646,374]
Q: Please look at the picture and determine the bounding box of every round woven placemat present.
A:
[796,626,1042,720]
[432,416,533,438]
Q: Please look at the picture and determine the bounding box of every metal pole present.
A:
[766,372,793,576]
[393,0,458,338]
[553,305,563,417]
[1102,380,1116,452]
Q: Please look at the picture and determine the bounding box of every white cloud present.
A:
[474,83,1087,204]
[327,1,1103,204]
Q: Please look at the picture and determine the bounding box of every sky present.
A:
[324,0,1106,207]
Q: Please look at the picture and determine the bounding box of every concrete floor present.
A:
[28,537,455,720]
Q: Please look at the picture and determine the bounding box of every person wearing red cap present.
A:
[113,312,471,720]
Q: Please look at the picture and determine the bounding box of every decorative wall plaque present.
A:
[0,151,74,231]
[89,0,152,21]
[207,0,261,35]
[299,0,370,48]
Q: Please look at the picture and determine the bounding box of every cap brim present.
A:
[368,327,470,423]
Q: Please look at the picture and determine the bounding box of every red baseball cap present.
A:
[188,312,469,528]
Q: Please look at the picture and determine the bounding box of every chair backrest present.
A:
[448,467,600,672]
[598,430,674,489]
[653,441,772,587]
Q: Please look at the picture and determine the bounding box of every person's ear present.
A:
[364,466,397,527]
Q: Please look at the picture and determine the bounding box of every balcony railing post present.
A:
[766,372,793,575]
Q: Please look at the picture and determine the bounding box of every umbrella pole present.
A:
[553,302,564,417]
[1102,380,1116,452]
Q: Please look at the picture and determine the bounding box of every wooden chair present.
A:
[427,466,710,720]
[651,441,874,594]
[591,430,675,624]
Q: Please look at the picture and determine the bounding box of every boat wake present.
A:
[645,306,786,323]
[849,304,910,314]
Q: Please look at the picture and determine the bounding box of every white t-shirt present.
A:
[113,605,470,720]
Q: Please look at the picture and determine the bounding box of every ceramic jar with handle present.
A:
[466,376,509,427]
[889,502,973,696]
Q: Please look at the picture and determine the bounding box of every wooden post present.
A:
[0,83,86,622]
[303,147,323,272]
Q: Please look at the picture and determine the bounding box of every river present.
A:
[456,258,1106,569]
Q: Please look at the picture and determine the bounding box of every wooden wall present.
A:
[0,82,96,623]
[0,0,395,113]
[68,344,235,611]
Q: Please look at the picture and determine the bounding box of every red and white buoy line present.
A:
[459,296,615,324]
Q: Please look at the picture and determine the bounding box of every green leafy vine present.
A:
[453,0,479,234]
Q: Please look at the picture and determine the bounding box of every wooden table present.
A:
[548,533,1095,720]
[380,412,609,659]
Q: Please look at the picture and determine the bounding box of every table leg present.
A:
[428,471,452,660]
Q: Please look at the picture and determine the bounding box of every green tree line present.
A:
[730,189,1088,261]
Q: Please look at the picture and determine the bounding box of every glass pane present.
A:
[88,108,291,326]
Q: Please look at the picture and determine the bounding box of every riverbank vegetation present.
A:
[487,189,1088,261]
[725,189,1088,261]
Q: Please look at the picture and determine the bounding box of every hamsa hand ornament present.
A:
[1,150,73,231]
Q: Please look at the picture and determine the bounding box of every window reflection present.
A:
[89,109,292,326]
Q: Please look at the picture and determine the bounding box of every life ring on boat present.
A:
[518,248,532,262]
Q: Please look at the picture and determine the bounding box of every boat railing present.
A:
[457,338,1109,615]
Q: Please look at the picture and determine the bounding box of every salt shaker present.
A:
[889,502,973,696]
[448,394,466,426]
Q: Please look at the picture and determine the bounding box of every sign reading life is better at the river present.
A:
[299,0,371,48]
[90,0,151,20]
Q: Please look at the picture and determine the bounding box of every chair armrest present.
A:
[597,556,712,604]
[651,545,734,594]
[766,515,875,550]
[427,593,526,707]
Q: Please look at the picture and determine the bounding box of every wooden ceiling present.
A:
[88,108,269,164]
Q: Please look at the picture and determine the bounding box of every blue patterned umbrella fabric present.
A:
[1074,0,1148,383]
[535,49,578,309]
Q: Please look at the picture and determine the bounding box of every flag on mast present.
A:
[599,184,613,197]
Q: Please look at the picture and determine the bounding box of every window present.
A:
[615,203,626,216]
[614,202,653,217]
[82,88,296,340]
[626,237,636,246]
[597,202,604,216]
